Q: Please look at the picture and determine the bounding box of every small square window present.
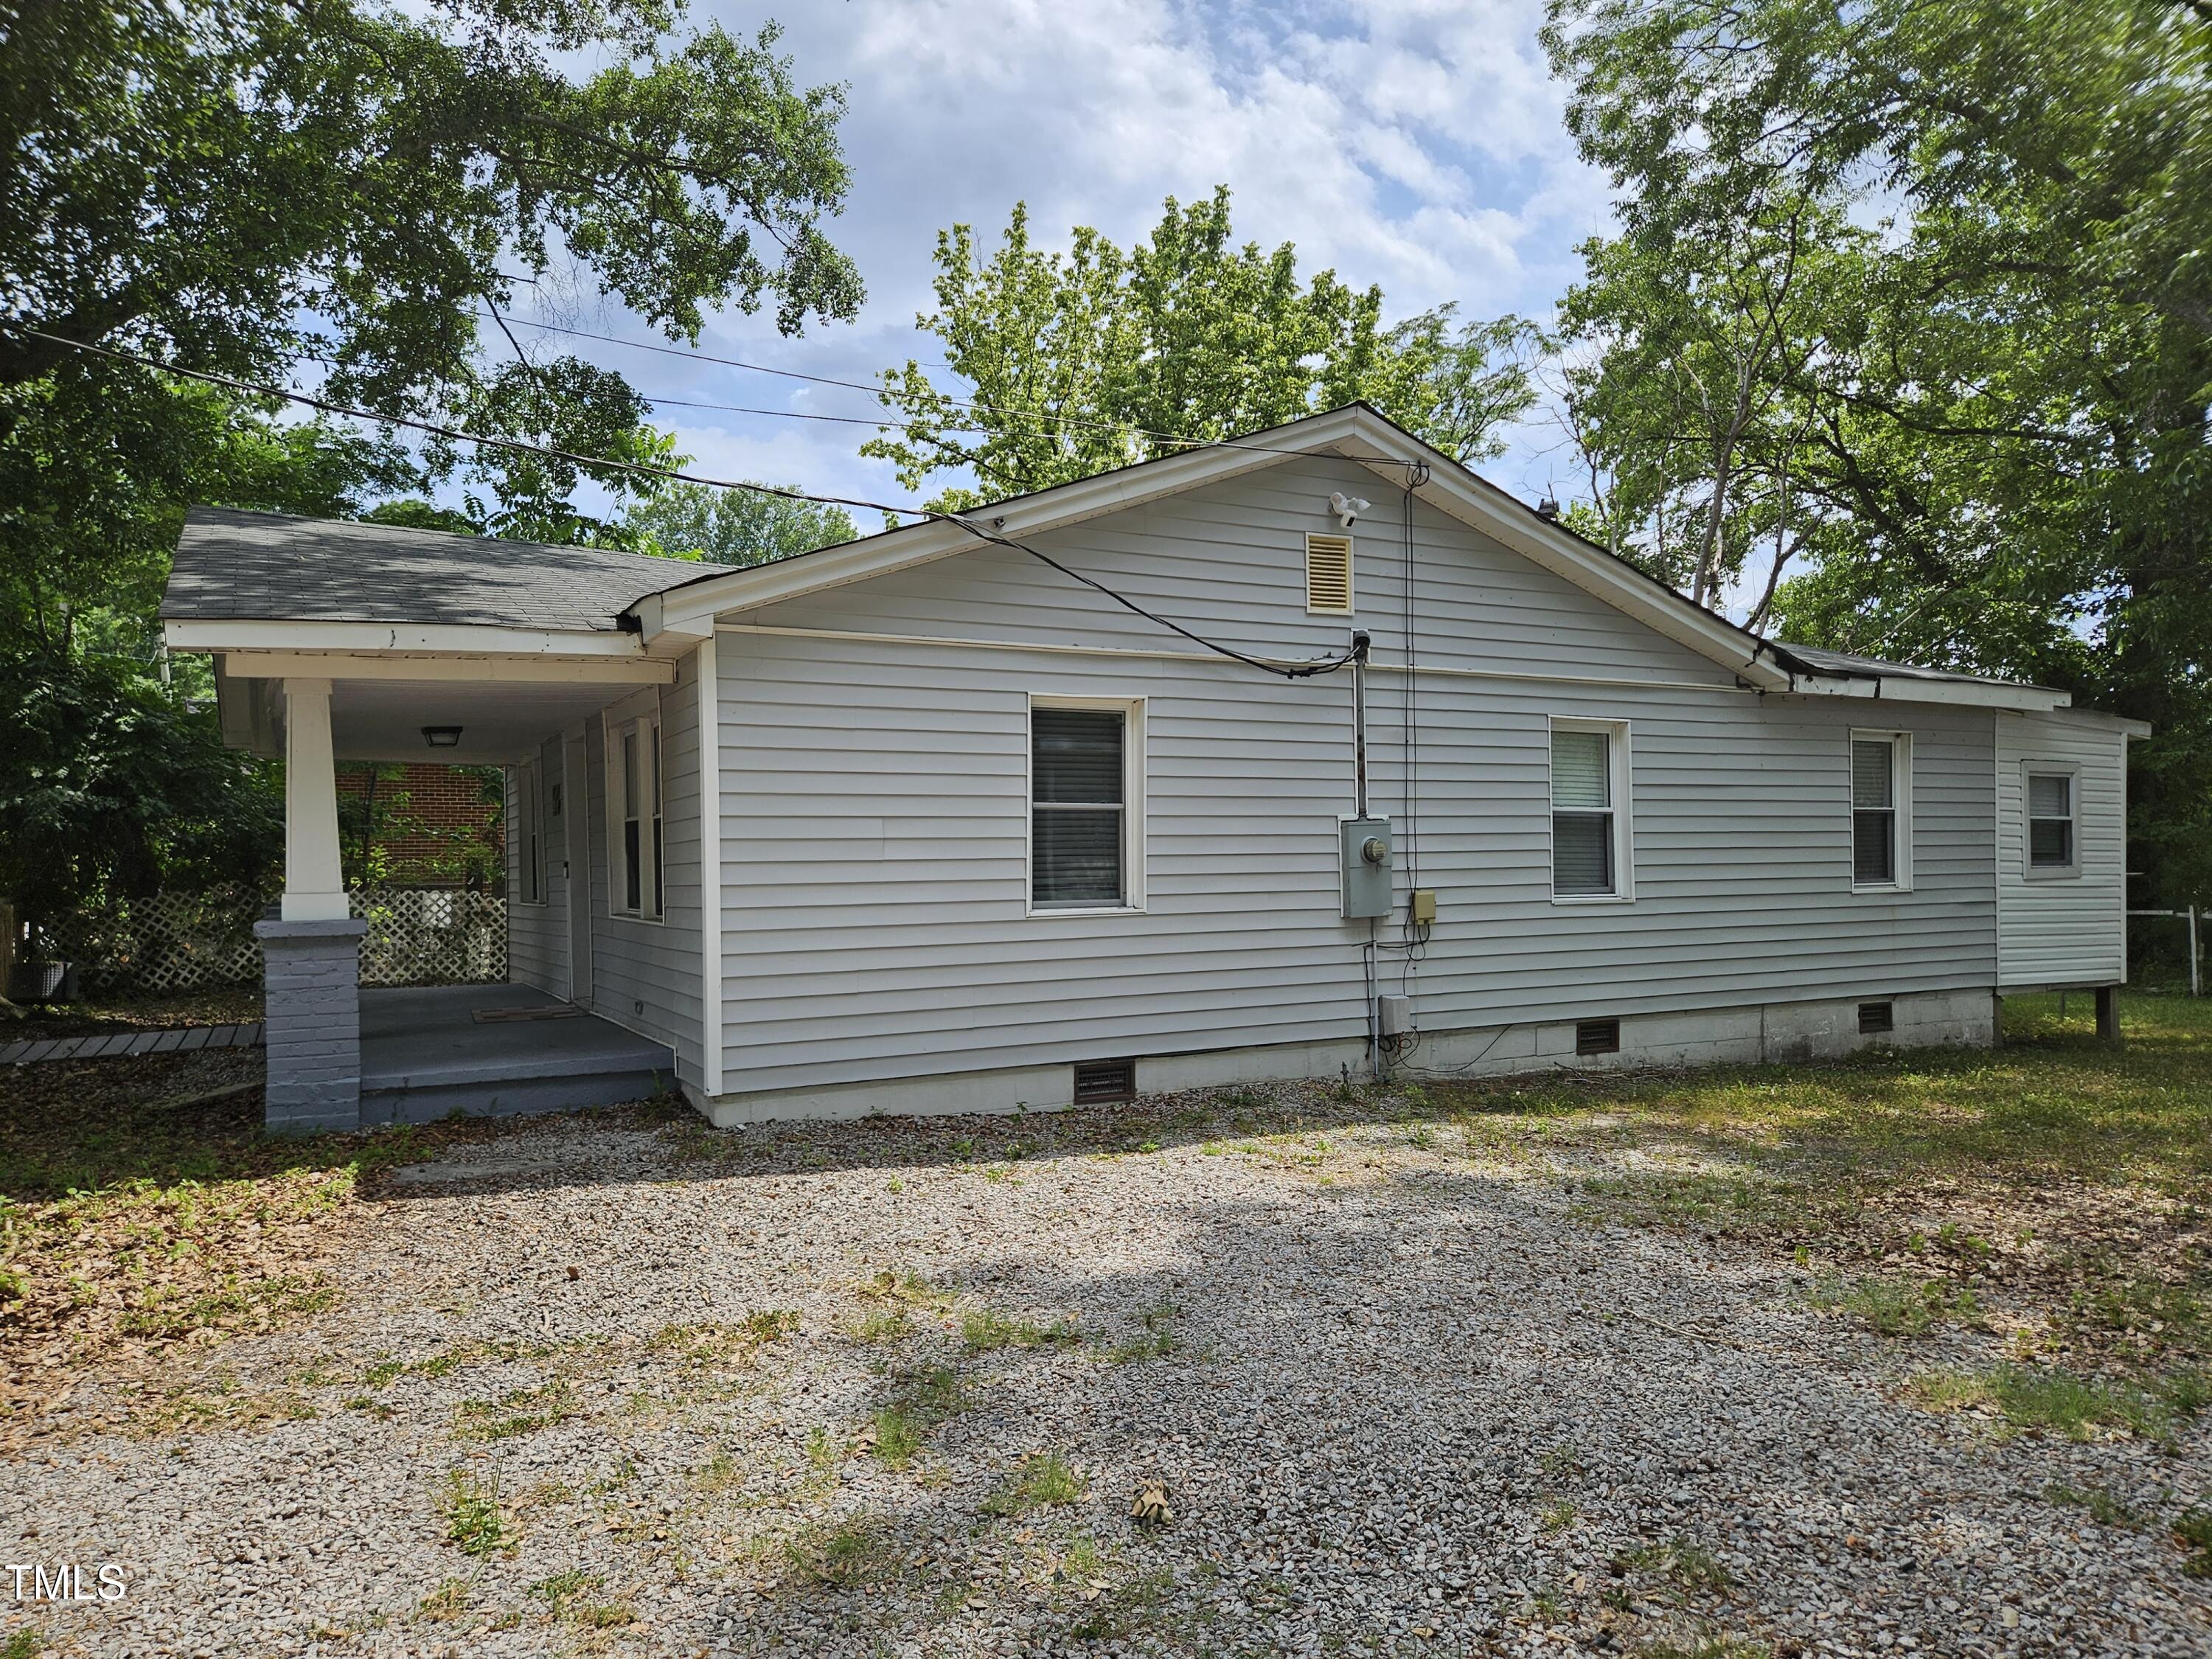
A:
[2028,771,2076,871]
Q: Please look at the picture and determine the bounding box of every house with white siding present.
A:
[160,406,2146,1133]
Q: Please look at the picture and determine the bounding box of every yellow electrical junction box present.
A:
[1409,889,1437,925]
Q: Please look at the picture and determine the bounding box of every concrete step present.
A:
[361,1059,674,1125]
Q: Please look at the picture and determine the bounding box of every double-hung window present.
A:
[1550,720,1630,900]
[1030,700,1141,911]
[2027,769,2078,874]
[609,714,664,920]
[1850,732,1912,891]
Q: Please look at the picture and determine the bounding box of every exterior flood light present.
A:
[422,726,462,748]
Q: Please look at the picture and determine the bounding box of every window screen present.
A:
[1032,708,1125,908]
[1551,728,1614,896]
[1851,739,1897,886]
[2028,772,2074,868]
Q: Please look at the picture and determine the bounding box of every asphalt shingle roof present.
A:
[161,507,684,632]
[1767,640,2049,692]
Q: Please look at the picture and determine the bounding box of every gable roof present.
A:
[159,411,2079,713]
[163,507,681,634]
[634,403,2074,709]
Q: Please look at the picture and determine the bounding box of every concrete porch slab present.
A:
[359,984,674,1124]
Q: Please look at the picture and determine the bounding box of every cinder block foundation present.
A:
[692,987,2001,1127]
[254,917,369,1134]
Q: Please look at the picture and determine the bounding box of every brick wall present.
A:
[336,762,504,887]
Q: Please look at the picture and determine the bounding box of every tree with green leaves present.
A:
[620,481,860,567]
[0,0,861,925]
[1,0,863,653]
[1543,0,2212,903]
[866,189,1536,511]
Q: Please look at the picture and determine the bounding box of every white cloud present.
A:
[509,0,1606,512]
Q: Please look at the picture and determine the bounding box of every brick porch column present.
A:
[255,917,368,1132]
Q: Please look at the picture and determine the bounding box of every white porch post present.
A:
[280,677,349,921]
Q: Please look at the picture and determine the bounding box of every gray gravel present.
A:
[7,1082,2210,1658]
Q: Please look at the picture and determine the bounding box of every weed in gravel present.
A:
[1807,1273,1982,1337]
[865,1365,969,1468]
[1105,1301,1180,1365]
[963,1307,1082,1352]
[531,1568,599,1620]
[786,1517,902,1589]
[1540,1498,1577,1532]
[2173,1510,2212,1576]
[440,1469,509,1556]
[1068,1567,1175,1642]
[2055,1273,2211,1364]
[1,1631,46,1659]
[1615,1537,1731,1599]
[453,1379,577,1441]
[984,1451,1088,1516]
[1540,1444,1585,1483]
[416,1579,468,1621]
[1568,1169,1799,1233]
[857,1265,954,1311]
[2044,1482,2146,1528]
[1636,1634,1771,1659]
[1910,1364,2183,1441]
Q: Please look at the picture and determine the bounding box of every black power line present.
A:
[5,322,1364,682]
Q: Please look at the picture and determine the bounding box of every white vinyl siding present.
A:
[1997,714,2128,987]
[585,663,703,1085]
[704,453,2003,1099]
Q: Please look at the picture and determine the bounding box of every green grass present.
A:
[439,1469,509,1556]
[866,1365,969,1468]
[1909,1363,2206,1441]
[1483,993,2212,1206]
[1614,1537,1732,1598]
[961,1307,1082,1352]
[1106,1301,1180,1363]
[1806,1273,1983,1337]
[786,1517,903,1588]
[1,1630,47,1659]
[2044,1481,2146,1529]
[2173,1509,2212,1577]
[453,1380,577,1441]
[982,1450,1088,1516]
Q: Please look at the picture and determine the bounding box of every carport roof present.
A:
[162,506,679,633]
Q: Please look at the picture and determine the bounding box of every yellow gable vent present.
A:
[1306,533,1353,614]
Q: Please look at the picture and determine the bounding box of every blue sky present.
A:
[501,0,1607,519]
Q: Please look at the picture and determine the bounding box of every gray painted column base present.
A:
[255,917,369,1133]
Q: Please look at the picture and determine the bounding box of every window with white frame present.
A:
[1029,700,1142,911]
[1851,732,1912,890]
[515,759,544,905]
[2027,769,2078,873]
[608,713,664,920]
[1550,720,1630,900]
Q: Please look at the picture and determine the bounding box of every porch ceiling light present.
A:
[422,726,463,748]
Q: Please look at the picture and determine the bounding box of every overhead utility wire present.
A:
[484,310,1427,468]
[7,324,1359,681]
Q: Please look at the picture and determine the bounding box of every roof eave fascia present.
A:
[163,616,652,661]
[639,408,1375,639]
[1775,669,2068,713]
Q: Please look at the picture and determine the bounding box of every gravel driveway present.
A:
[7,1082,2209,1658]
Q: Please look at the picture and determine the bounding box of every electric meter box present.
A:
[1339,815,1393,919]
